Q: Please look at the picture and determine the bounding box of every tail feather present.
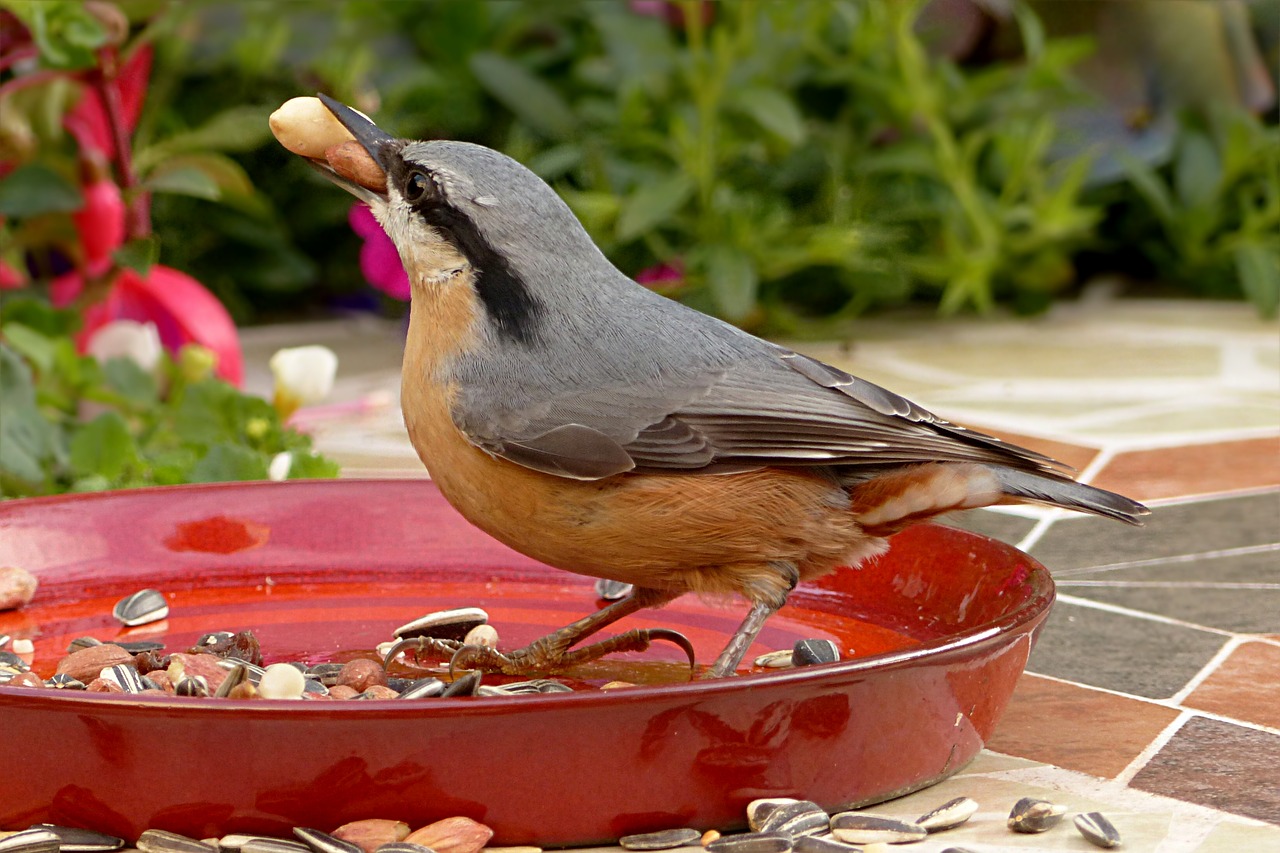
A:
[994,468,1149,525]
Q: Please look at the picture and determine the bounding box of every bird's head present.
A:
[305,95,611,343]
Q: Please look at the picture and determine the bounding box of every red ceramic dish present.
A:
[0,480,1052,845]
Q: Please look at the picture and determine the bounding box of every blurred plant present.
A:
[0,297,338,498]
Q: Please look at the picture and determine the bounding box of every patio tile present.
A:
[1026,600,1228,700]
[1130,715,1280,824]
[1184,641,1280,730]
[1089,437,1280,501]
[984,673,1180,778]
[940,508,1040,546]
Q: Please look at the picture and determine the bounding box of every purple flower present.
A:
[635,260,685,292]
[349,204,410,301]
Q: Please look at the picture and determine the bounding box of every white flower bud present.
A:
[86,320,163,373]
[270,344,338,418]
[268,451,293,482]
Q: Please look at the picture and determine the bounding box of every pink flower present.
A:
[63,45,152,158]
[349,204,410,300]
[635,260,685,293]
[72,176,125,274]
[0,259,24,290]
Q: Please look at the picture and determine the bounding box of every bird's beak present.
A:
[309,94,394,203]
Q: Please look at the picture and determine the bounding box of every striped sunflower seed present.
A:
[1074,812,1121,848]
[618,828,702,850]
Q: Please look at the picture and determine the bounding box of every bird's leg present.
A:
[704,600,782,679]
[449,586,689,675]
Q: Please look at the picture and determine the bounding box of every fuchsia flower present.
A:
[349,204,410,300]
[635,260,685,293]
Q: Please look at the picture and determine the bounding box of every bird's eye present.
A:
[404,170,433,204]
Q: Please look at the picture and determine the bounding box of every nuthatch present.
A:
[283,95,1147,679]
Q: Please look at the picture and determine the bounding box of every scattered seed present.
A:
[442,670,483,697]
[196,631,235,649]
[372,844,433,853]
[33,825,125,852]
[706,832,792,853]
[306,662,346,686]
[46,674,86,689]
[219,657,267,684]
[0,633,8,648]
[791,837,860,853]
[10,638,34,654]
[464,623,499,648]
[176,676,210,697]
[258,662,307,699]
[216,835,257,851]
[0,829,61,853]
[113,588,168,626]
[753,650,795,669]
[292,829,363,853]
[117,639,166,654]
[100,663,146,693]
[68,636,103,652]
[394,607,489,642]
[398,677,446,699]
[619,829,702,850]
[600,681,635,689]
[1074,812,1121,848]
[746,798,801,830]
[915,796,979,832]
[791,639,839,666]
[700,831,720,848]
[240,840,310,853]
[136,830,217,853]
[595,578,633,600]
[829,814,927,845]
[0,650,28,669]
[1008,798,1066,833]
[336,658,388,692]
[756,801,829,838]
[214,663,251,698]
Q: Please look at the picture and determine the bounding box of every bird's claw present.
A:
[381,635,464,670]
[446,626,697,679]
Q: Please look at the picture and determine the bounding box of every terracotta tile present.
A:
[1184,642,1280,730]
[1130,716,1280,823]
[984,673,1180,778]
[1089,437,1280,502]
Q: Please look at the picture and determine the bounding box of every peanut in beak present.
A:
[326,140,387,193]
[269,96,387,193]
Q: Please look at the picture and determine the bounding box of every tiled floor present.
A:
[240,293,1280,852]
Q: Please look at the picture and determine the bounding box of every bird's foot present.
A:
[449,627,696,677]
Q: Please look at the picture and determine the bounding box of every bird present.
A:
[293,94,1148,679]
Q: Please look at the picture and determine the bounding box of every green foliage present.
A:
[0,298,339,498]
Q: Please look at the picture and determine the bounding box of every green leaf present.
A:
[12,1,107,69]
[1235,244,1280,319]
[0,297,79,337]
[147,153,256,201]
[1174,130,1221,209]
[469,52,577,140]
[189,443,269,483]
[730,88,807,146]
[133,105,274,172]
[1120,152,1176,226]
[616,173,695,241]
[0,162,83,217]
[286,451,341,480]
[113,236,160,277]
[0,342,56,486]
[1,322,56,374]
[103,357,158,405]
[143,164,223,201]
[173,381,240,446]
[69,411,136,482]
[704,245,759,321]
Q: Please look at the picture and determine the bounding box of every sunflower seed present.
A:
[306,662,346,686]
[196,631,235,648]
[1008,798,1066,833]
[757,801,830,838]
[292,829,362,853]
[441,670,482,697]
[101,663,146,693]
[219,657,266,683]
[939,849,980,853]
[791,837,860,853]
[397,677,446,699]
[829,814,927,844]
[619,828,702,850]
[1074,813,1121,848]
[240,840,310,853]
[916,796,979,832]
[216,838,260,853]
[302,678,328,695]
[47,673,86,689]
[0,650,28,669]
[0,633,8,648]
[393,607,489,642]
[373,844,433,853]
[214,663,251,698]
[595,578,633,600]
[706,833,792,853]
[136,831,216,853]
[33,825,124,852]
[746,799,801,830]
[176,676,210,697]
[500,678,573,694]
[117,639,166,654]
[0,667,17,683]
[0,829,60,853]
[792,639,839,666]
[113,588,168,626]
[753,650,795,669]
[68,636,103,652]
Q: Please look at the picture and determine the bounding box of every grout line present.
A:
[1053,542,1280,577]
[1114,709,1194,786]
[1168,636,1247,705]
[1054,593,1238,637]
[1015,447,1119,553]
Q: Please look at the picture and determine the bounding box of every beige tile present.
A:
[1197,819,1280,852]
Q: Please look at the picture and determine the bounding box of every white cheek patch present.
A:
[856,465,1002,528]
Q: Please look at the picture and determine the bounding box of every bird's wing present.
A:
[449,325,1062,481]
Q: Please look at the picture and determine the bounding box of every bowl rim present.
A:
[0,479,1055,714]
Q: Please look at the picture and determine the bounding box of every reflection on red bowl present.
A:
[0,480,1052,845]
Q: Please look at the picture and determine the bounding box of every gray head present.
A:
[316,95,618,343]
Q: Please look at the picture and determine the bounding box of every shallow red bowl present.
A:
[0,480,1052,845]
